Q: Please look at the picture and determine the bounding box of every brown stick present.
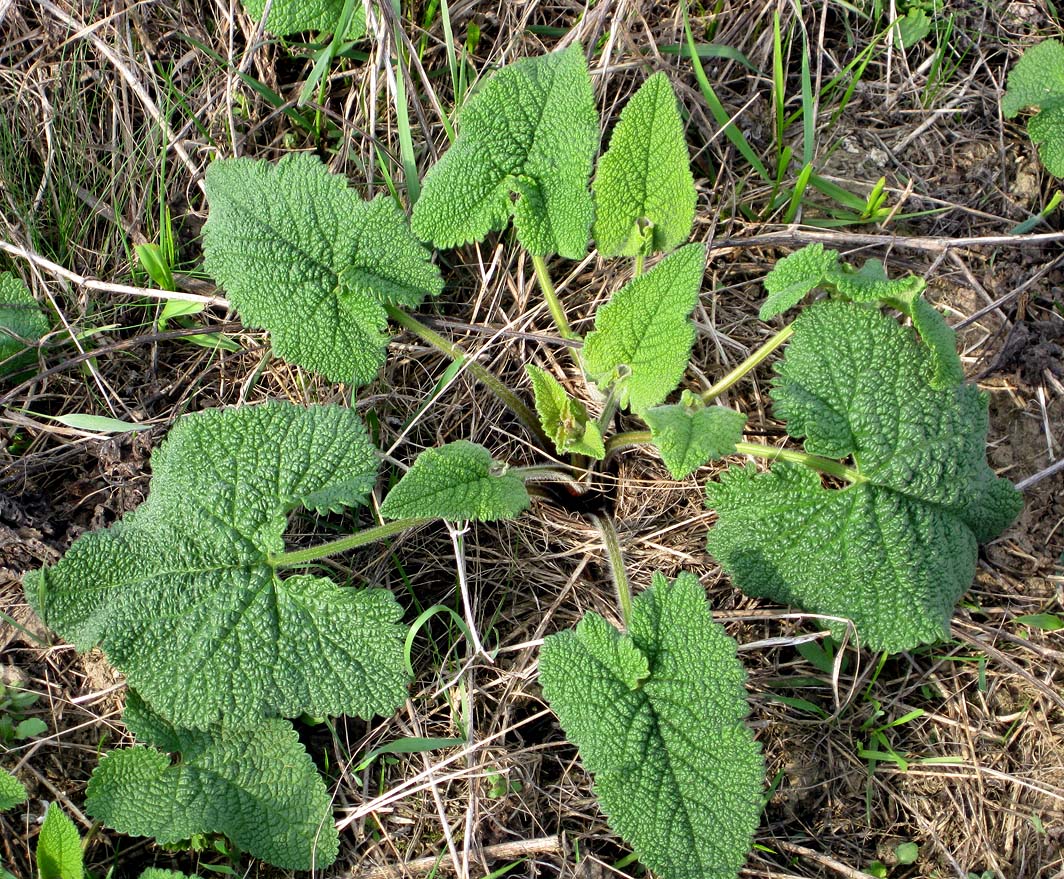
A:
[352,836,563,878]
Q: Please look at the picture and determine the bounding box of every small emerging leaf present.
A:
[26,402,407,729]
[644,391,746,479]
[241,0,366,38]
[203,154,442,385]
[540,572,763,879]
[758,244,838,320]
[37,803,83,879]
[380,441,531,522]
[583,243,706,414]
[412,44,599,258]
[86,693,338,871]
[826,258,926,304]
[0,769,27,811]
[593,73,697,257]
[526,365,605,459]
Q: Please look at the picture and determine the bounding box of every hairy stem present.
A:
[633,253,645,277]
[604,432,864,483]
[733,441,865,483]
[604,430,652,456]
[591,514,633,628]
[700,323,794,403]
[530,254,578,340]
[269,517,433,568]
[385,304,549,448]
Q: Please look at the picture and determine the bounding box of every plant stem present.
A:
[591,514,633,629]
[530,254,578,340]
[269,517,433,569]
[604,432,865,483]
[385,304,549,448]
[633,253,645,277]
[605,430,651,456]
[595,383,622,433]
[700,323,794,403]
[733,441,865,483]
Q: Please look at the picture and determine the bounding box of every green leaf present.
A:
[902,296,964,389]
[583,243,706,414]
[539,572,763,879]
[411,44,598,258]
[707,302,1023,652]
[86,694,338,871]
[0,272,48,377]
[13,717,47,739]
[0,768,27,811]
[1025,106,1064,177]
[139,871,194,879]
[380,441,531,522]
[758,243,838,320]
[241,0,366,38]
[1002,41,1064,176]
[593,73,697,257]
[36,803,83,879]
[43,413,143,433]
[826,258,926,304]
[644,392,746,479]
[203,154,442,385]
[25,402,408,729]
[1002,39,1064,117]
[1013,613,1064,631]
[526,365,605,459]
[895,841,920,865]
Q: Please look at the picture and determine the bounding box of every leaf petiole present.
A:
[269,517,433,569]
[384,304,550,448]
[591,513,633,628]
[530,254,578,341]
[700,323,794,403]
[603,432,864,483]
[733,441,865,483]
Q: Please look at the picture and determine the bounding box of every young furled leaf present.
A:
[1002,39,1064,176]
[758,243,838,321]
[411,44,598,258]
[707,302,1022,652]
[825,259,962,390]
[36,803,83,879]
[593,73,697,257]
[0,768,26,811]
[241,0,366,38]
[526,364,605,459]
[644,391,746,479]
[86,693,338,871]
[540,572,763,879]
[25,402,408,729]
[583,243,705,414]
[0,272,48,378]
[380,441,531,522]
[825,258,926,304]
[203,154,442,385]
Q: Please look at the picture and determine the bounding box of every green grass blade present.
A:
[683,4,771,182]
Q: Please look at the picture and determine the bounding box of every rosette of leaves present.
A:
[412,43,599,258]
[706,300,1022,652]
[203,153,443,385]
[540,572,763,879]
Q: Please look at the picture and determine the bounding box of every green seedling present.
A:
[0,682,47,743]
[0,272,48,380]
